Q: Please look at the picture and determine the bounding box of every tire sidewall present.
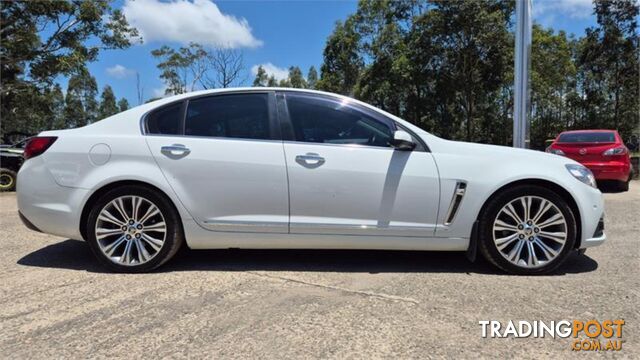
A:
[85,185,182,273]
[0,168,17,192]
[479,185,577,275]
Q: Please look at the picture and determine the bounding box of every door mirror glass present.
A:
[391,130,416,151]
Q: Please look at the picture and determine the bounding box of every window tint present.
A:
[286,94,393,147]
[558,132,615,143]
[146,103,182,135]
[185,94,270,140]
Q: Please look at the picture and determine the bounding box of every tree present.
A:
[253,65,268,86]
[317,17,363,95]
[267,76,278,87]
[288,66,307,88]
[65,69,98,127]
[577,0,638,140]
[118,98,130,112]
[48,84,66,130]
[1,1,138,136]
[307,66,318,89]
[98,85,118,119]
[204,49,245,88]
[153,43,246,93]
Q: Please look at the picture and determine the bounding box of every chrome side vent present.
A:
[444,182,467,225]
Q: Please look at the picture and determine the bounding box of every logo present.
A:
[579,148,588,155]
[479,320,625,352]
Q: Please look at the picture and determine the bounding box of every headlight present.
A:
[566,164,597,188]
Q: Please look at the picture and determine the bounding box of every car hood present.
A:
[422,133,580,166]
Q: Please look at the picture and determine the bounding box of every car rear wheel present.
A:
[478,185,577,275]
[0,168,17,192]
[86,185,184,273]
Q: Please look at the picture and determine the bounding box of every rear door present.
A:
[145,91,290,233]
[279,92,440,237]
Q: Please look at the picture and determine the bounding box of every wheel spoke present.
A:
[111,199,129,222]
[144,222,166,233]
[141,233,163,252]
[96,227,123,240]
[532,199,552,224]
[103,235,127,256]
[521,197,531,221]
[494,219,518,232]
[139,205,160,225]
[496,233,519,251]
[526,241,538,267]
[131,196,142,222]
[533,237,558,259]
[503,203,523,224]
[537,213,565,229]
[134,238,150,263]
[507,240,525,262]
[538,231,566,244]
[120,239,133,264]
[98,209,125,227]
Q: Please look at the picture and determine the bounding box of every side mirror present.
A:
[391,130,416,151]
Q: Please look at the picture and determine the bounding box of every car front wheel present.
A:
[478,185,577,275]
[86,185,184,273]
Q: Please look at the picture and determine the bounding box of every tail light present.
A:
[602,146,627,156]
[24,136,57,160]
[546,147,565,156]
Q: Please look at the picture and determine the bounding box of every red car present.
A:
[547,130,632,191]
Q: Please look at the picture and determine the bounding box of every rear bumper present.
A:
[583,162,631,181]
[17,157,87,240]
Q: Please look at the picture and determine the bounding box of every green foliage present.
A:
[1,0,138,136]
[253,65,268,87]
[98,85,119,120]
[288,66,307,88]
[318,0,638,146]
[118,98,130,112]
[307,66,319,89]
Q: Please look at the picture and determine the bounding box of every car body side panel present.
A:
[427,138,605,247]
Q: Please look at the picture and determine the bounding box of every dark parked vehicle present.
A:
[0,138,28,191]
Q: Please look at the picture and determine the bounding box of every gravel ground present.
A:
[0,184,638,359]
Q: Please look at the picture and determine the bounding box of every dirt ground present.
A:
[0,184,638,359]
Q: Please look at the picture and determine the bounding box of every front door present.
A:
[280,92,440,237]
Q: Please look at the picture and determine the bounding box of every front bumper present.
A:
[580,215,605,248]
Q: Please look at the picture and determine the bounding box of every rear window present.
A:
[557,132,615,143]
[146,103,183,135]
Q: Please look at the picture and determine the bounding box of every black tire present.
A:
[0,168,17,192]
[478,185,577,275]
[85,185,184,273]
[617,178,629,192]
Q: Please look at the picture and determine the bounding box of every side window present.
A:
[286,94,393,147]
[146,103,182,135]
[185,94,270,140]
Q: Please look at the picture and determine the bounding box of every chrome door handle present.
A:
[295,153,325,168]
[161,144,190,158]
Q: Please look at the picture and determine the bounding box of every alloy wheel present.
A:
[95,195,167,266]
[492,196,568,269]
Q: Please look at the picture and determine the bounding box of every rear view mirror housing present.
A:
[391,130,416,151]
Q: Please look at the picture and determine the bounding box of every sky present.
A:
[76,0,598,106]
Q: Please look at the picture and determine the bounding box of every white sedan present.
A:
[17,88,605,274]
